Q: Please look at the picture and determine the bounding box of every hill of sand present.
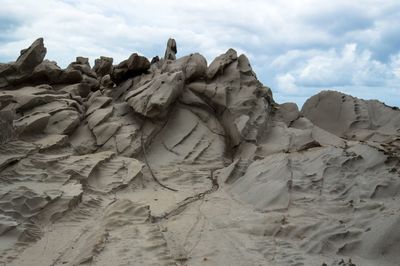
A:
[0,38,399,266]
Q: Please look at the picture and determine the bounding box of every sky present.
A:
[0,0,399,107]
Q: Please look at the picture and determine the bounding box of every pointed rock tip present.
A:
[164,38,177,60]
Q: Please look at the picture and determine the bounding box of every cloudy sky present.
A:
[1,0,399,107]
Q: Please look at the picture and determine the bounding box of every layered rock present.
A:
[0,38,399,266]
[125,71,185,118]
[302,90,400,142]
[0,38,82,88]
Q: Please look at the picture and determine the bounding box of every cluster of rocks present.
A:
[0,38,399,266]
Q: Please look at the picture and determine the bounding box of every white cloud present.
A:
[275,43,395,90]
[276,73,298,94]
[390,53,400,78]
[297,44,390,87]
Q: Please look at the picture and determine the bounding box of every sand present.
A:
[0,38,399,266]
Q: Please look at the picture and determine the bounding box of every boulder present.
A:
[15,38,47,73]
[0,39,84,87]
[31,60,62,82]
[93,56,113,77]
[57,69,83,84]
[100,74,114,89]
[0,38,48,88]
[76,56,89,65]
[112,53,150,83]
[82,75,100,91]
[274,102,300,126]
[67,57,96,78]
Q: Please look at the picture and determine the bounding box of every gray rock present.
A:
[125,71,184,118]
[302,90,400,141]
[274,102,299,126]
[31,60,63,82]
[69,124,97,154]
[0,110,16,144]
[82,75,100,91]
[164,38,177,60]
[93,122,121,145]
[76,56,89,65]
[112,53,150,83]
[162,53,207,82]
[2,38,400,266]
[15,38,47,73]
[151,56,160,64]
[206,48,237,80]
[0,38,46,88]
[87,106,113,130]
[45,110,80,135]
[57,69,83,84]
[14,112,51,135]
[68,57,96,78]
[93,56,113,77]
[100,74,114,89]
[30,60,83,85]
[0,39,83,87]
[29,134,69,150]
[60,83,91,98]
[86,96,112,116]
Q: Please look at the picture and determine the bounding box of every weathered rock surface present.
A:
[112,53,150,83]
[125,71,185,118]
[15,38,47,73]
[14,112,51,135]
[164,38,177,60]
[93,56,113,77]
[206,48,237,80]
[0,39,82,88]
[0,38,399,266]
[302,90,400,142]
[162,53,207,81]
[44,109,80,135]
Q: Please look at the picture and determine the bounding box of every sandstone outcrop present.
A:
[0,38,399,266]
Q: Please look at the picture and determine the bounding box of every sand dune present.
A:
[0,38,399,265]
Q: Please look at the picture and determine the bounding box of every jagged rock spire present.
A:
[164,38,177,60]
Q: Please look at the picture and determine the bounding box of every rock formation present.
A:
[0,38,399,266]
[164,38,177,60]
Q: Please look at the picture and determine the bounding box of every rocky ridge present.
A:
[0,38,399,266]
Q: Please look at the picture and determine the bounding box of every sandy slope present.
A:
[0,38,399,266]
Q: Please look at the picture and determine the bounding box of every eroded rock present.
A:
[1,38,400,266]
[125,71,184,118]
[164,38,177,60]
[112,53,150,83]
[93,56,113,77]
